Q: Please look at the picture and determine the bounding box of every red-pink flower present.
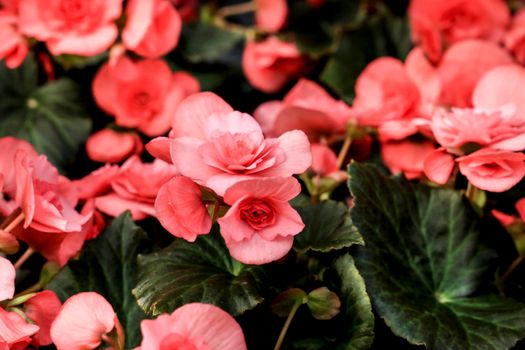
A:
[218,177,304,265]
[50,292,117,350]
[423,148,455,185]
[0,307,39,349]
[0,257,15,302]
[505,9,525,64]
[457,148,525,192]
[155,176,211,242]
[242,37,306,93]
[166,92,311,196]
[0,10,28,68]
[408,0,509,62]
[93,57,200,137]
[381,139,436,180]
[137,303,247,350]
[86,129,143,164]
[254,79,355,140]
[25,291,62,347]
[255,0,287,33]
[18,0,122,56]
[122,0,182,58]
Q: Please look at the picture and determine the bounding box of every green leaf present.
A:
[349,163,525,349]
[179,23,244,63]
[272,288,308,317]
[133,227,268,316]
[48,213,149,348]
[294,200,363,253]
[307,287,341,320]
[0,56,91,170]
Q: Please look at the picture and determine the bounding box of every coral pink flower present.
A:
[96,156,178,220]
[310,143,339,176]
[123,0,182,58]
[255,0,287,33]
[423,148,455,185]
[155,176,211,242]
[93,58,199,136]
[137,303,247,350]
[218,177,304,265]
[50,292,117,350]
[457,149,525,192]
[242,37,306,93]
[0,10,28,69]
[18,0,122,56]
[505,9,525,64]
[0,307,39,349]
[404,47,442,105]
[437,40,512,108]
[254,79,355,140]
[14,151,92,233]
[72,164,119,200]
[0,136,37,195]
[0,257,15,301]
[167,92,311,196]
[408,0,509,62]
[381,139,436,180]
[86,129,143,164]
[25,291,62,347]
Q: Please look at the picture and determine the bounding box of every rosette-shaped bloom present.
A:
[408,0,509,62]
[457,148,525,192]
[254,79,354,140]
[137,303,247,350]
[50,292,118,350]
[166,92,311,196]
[255,0,287,33]
[18,0,122,56]
[123,0,182,58]
[93,57,200,136]
[0,257,15,302]
[25,291,62,347]
[0,307,39,349]
[86,129,143,163]
[381,139,436,180]
[242,37,306,93]
[0,9,28,68]
[218,177,304,264]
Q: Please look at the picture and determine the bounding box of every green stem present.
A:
[274,298,304,350]
[500,255,524,286]
[13,282,42,299]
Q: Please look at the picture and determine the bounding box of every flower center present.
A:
[239,198,275,230]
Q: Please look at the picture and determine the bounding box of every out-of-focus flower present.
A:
[505,9,525,64]
[381,139,436,180]
[254,0,287,33]
[423,148,455,185]
[86,129,143,163]
[0,10,28,68]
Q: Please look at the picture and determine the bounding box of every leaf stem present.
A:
[13,282,42,299]
[14,247,34,270]
[0,208,22,230]
[336,137,352,170]
[217,1,256,17]
[274,298,304,350]
[500,255,524,285]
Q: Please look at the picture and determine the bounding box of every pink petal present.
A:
[516,198,525,222]
[0,307,39,345]
[405,47,441,103]
[310,143,339,176]
[203,111,263,139]
[223,177,302,204]
[170,137,221,184]
[47,24,118,56]
[95,194,154,220]
[256,202,304,241]
[86,129,142,163]
[423,148,455,185]
[146,137,172,163]
[92,63,119,115]
[122,0,155,48]
[255,0,288,33]
[72,164,119,200]
[50,292,115,350]
[273,106,334,141]
[226,233,294,265]
[0,257,15,301]
[260,130,312,177]
[25,291,62,346]
[253,100,283,137]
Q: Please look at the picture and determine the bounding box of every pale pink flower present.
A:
[255,0,287,33]
[0,307,39,349]
[254,79,355,140]
[93,57,200,137]
[457,148,525,192]
[123,0,182,58]
[137,303,247,350]
[218,177,304,265]
[0,257,15,302]
[423,148,455,185]
[242,37,306,93]
[18,0,122,56]
[50,292,117,350]
[155,176,211,242]
[0,10,28,68]
[381,140,436,180]
[86,129,143,163]
[25,291,62,347]
[167,92,311,196]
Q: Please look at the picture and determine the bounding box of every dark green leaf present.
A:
[272,288,308,317]
[48,213,149,348]
[294,200,363,253]
[0,55,91,170]
[349,163,525,350]
[133,227,268,316]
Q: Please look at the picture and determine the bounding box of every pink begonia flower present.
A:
[437,40,513,108]
[457,148,525,192]
[473,65,525,124]
[381,139,436,180]
[155,176,211,242]
[0,307,39,349]
[254,79,355,140]
[0,257,15,302]
[167,92,312,196]
[255,0,287,33]
[309,143,347,182]
[25,291,62,347]
[242,37,306,93]
[96,156,178,220]
[18,0,122,56]
[423,148,455,185]
[86,129,143,164]
[0,10,28,69]
[218,177,304,265]
[408,0,509,62]
[93,58,199,137]
[505,9,525,64]
[404,47,441,105]
[170,0,198,22]
[14,151,92,233]
[137,303,247,350]
[0,137,37,195]
[50,292,117,350]
[123,0,182,58]
[517,198,525,222]
[72,164,119,200]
